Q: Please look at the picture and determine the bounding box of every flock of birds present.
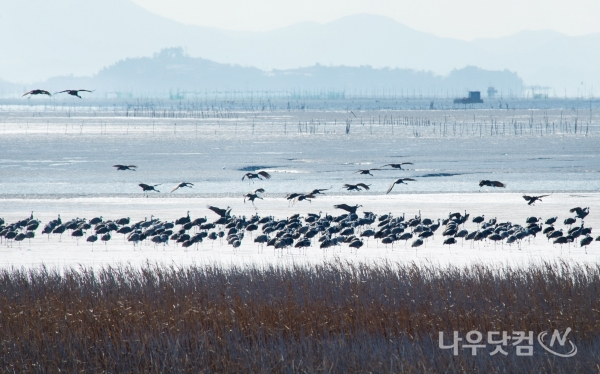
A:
[0,204,596,255]
[119,161,551,209]
[6,93,595,254]
[22,89,94,98]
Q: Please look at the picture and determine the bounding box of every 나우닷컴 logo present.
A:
[439,328,577,357]
[537,328,577,357]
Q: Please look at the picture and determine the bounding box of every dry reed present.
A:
[0,260,598,373]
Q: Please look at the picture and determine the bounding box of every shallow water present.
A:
[0,108,598,197]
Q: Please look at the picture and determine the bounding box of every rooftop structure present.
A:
[454,91,484,104]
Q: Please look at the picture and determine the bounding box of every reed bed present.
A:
[0,260,598,373]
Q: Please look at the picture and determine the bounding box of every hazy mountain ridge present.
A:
[12,48,522,98]
[1,1,597,92]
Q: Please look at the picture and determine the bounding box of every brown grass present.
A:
[0,260,599,373]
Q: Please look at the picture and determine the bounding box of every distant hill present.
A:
[18,48,523,98]
[1,1,596,92]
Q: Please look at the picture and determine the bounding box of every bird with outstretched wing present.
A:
[522,195,549,205]
[307,187,331,195]
[342,183,370,191]
[207,205,231,217]
[138,183,160,193]
[23,89,51,97]
[171,182,194,192]
[381,162,413,170]
[113,164,137,171]
[242,171,272,181]
[354,169,381,176]
[479,180,506,188]
[386,178,416,194]
[54,89,94,98]
[333,204,362,214]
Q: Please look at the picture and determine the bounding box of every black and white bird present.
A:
[381,163,413,170]
[54,89,94,98]
[175,211,191,225]
[292,194,315,205]
[334,204,362,214]
[207,205,231,218]
[86,234,98,249]
[386,178,416,194]
[244,188,265,208]
[171,182,194,193]
[113,165,137,171]
[579,235,593,254]
[139,183,160,196]
[342,183,370,191]
[479,180,506,188]
[307,187,330,195]
[242,171,271,182]
[523,195,549,205]
[354,169,381,176]
[286,193,301,204]
[23,89,51,97]
[570,207,590,220]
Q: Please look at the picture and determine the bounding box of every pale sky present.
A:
[131,0,600,40]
